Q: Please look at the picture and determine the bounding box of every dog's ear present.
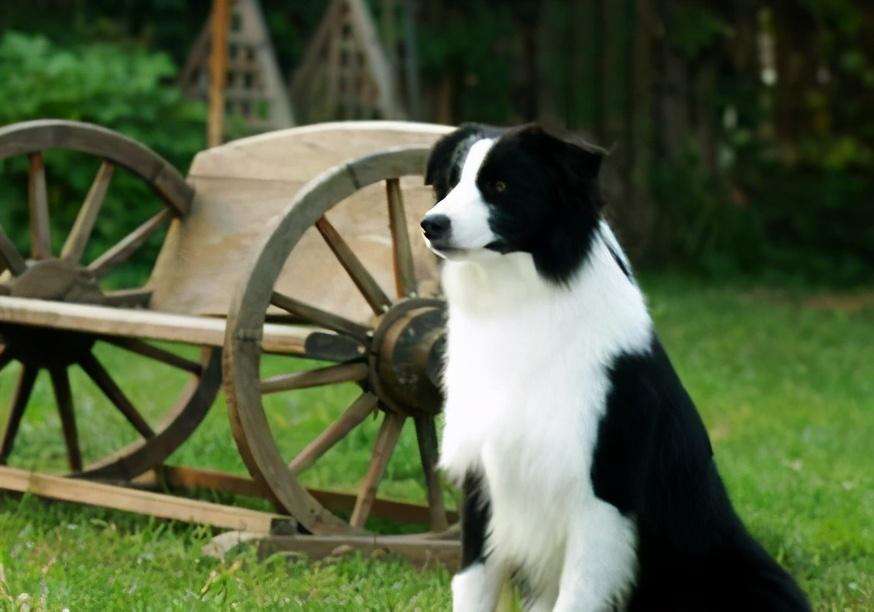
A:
[516,124,605,179]
[426,123,505,200]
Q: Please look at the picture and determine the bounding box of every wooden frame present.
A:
[0,118,459,564]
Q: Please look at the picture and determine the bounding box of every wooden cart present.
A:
[0,119,457,561]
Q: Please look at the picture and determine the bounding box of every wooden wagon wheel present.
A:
[225,146,451,534]
[0,120,221,480]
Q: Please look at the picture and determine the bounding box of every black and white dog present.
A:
[420,124,809,611]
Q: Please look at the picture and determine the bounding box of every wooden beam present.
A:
[133,464,459,527]
[0,295,315,353]
[208,0,231,147]
[0,465,295,534]
[256,532,459,569]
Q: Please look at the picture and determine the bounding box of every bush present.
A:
[0,31,206,285]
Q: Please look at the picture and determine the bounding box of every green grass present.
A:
[0,275,872,610]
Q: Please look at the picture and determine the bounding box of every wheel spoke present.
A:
[61,161,114,263]
[315,215,391,315]
[386,178,417,298]
[349,411,405,529]
[87,209,171,278]
[0,226,27,276]
[288,392,378,473]
[100,337,201,375]
[414,415,449,532]
[0,365,39,463]
[101,287,152,308]
[49,367,82,472]
[0,348,14,373]
[271,291,370,342]
[261,361,368,395]
[78,352,155,439]
[27,153,51,259]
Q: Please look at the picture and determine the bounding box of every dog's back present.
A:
[598,339,809,611]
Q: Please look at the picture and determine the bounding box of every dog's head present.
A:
[421,123,606,284]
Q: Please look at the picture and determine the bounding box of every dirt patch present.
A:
[803,291,874,313]
[739,287,874,313]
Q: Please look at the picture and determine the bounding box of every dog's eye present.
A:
[494,180,507,193]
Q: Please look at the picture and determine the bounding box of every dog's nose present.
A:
[421,215,451,241]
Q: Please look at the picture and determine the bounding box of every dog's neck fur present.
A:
[441,220,651,358]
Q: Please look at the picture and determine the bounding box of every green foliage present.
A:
[0,31,205,283]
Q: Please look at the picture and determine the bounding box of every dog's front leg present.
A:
[553,499,637,611]
[453,470,505,612]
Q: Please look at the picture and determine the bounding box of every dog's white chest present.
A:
[439,287,610,581]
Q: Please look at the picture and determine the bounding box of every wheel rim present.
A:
[0,120,221,479]
[225,146,452,534]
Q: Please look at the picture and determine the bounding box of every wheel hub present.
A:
[0,258,103,368]
[2,258,103,303]
[369,297,446,417]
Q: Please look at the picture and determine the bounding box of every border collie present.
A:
[420,124,809,611]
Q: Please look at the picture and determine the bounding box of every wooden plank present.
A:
[256,532,459,569]
[133,464,459,527]
[61,161,114,263]
[0,465,294,534]
[133,465,269,499]
[308,488,458,526]
[27,153,51,259]
[0,295,315,353]
[149,123,448,318]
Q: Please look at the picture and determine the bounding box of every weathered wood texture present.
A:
[223,145,451,536]
[149,121,450,321]
[255,533,459,569]
[0,295,323,354]
[181,0,294,133]
[0,466,294,534]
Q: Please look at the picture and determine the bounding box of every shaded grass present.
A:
[0,275,871,609]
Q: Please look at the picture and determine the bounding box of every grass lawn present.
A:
[0,275,871,610]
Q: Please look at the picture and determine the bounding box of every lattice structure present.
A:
[181,0,293,133]
[291,0,405,123]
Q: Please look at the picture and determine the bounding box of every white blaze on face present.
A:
[424,138,498,254]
